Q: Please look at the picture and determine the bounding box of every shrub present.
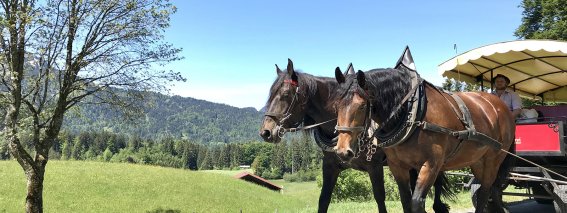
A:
[103,148,113,162]
[283,170,318,182]
[316,168,400,202]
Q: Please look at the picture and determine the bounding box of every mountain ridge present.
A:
[63,92,265,143]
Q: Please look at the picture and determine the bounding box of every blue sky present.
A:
[165,0,523,109]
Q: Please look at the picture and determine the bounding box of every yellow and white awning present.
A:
[438,40,567,102]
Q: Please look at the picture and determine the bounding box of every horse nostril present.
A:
[336,149,355,162]
[260,130,271,139]
[347,150,354,158]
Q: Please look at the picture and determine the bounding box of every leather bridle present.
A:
[264,79,301,138]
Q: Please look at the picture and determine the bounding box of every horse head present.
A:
[260,59,307,143]
[332,66,370,162]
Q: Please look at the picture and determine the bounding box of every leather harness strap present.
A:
[419,86,502,150]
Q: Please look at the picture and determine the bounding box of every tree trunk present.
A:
[25,168,45,213]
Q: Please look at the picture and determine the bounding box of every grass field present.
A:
[0,161,308,212]
[1,161,530,213]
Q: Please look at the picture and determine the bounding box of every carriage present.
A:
[438,40,567,212]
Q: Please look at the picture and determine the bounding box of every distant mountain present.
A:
[63,92,264,143]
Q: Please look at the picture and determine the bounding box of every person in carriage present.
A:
[491,74,523,119]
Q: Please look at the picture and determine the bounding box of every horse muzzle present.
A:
[259,127,283,143]
[334,147,355,162]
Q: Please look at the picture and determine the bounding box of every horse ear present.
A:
[335,67,345,84]
[275,64,282,74]
[356,70,366,88]
[346,63,355,75]
[287,58,298,81]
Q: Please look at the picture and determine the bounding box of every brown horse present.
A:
[260,59,454,213]
[331,67,515,213]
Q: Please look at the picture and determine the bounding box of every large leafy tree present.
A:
[515,0,567,40]
[0,0,183,212]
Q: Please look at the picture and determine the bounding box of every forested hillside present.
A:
[63,92,264,143]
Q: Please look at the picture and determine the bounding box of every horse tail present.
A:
[432,171,456,213]
[436,171,457,201]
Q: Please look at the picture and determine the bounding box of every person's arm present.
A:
[511,92,522,118]
[511,108,521,118]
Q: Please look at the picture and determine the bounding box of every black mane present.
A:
[266,70,320,106]
[265,70,339,136]
[332,67,413,128]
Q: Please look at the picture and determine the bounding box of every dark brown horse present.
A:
[260,59,454,213]
[331,66,515,213]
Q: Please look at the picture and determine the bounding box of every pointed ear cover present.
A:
[346,63,355,75]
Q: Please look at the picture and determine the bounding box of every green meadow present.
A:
[0,161,308,212]
[1,160,527,212]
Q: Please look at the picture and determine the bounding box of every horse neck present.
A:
[304,77,338,134]
[367,70,412,131]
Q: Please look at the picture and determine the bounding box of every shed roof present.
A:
[234,172,282,191]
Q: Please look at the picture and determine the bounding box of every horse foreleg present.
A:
[368,163,387,213]
[410,169,451,213]
[412,161,442,213]
[388,163,412,213]
[318,159,342,213]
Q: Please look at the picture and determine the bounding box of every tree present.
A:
[127,134,143,151]
[251,154,270,177]
[441,78,483,92]
[71,135,84,160]
[199,148,213,170]
[229,144,241,169]
[290,138,302,174]
[515,0,567,40]
[270,142,287,174]
[0,0,183,211]
[60,139,72,160]
[217,144,230,169]
[196,145,208,168]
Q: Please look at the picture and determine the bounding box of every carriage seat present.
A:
[531,105,567,122]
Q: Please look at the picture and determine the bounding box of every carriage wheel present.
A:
[470,179,481,209]
[553,185,567,213]
[470,179,508,212]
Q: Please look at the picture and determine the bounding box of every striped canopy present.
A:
[438,40,567,102]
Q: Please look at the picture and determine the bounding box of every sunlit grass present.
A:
[0,161,308,212]
[0,160,535,213]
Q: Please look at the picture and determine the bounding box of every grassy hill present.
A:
[1,160,521,213]
[0,161,310,212]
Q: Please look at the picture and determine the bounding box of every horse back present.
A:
[421,88,515,165]
[457,91,515,145]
